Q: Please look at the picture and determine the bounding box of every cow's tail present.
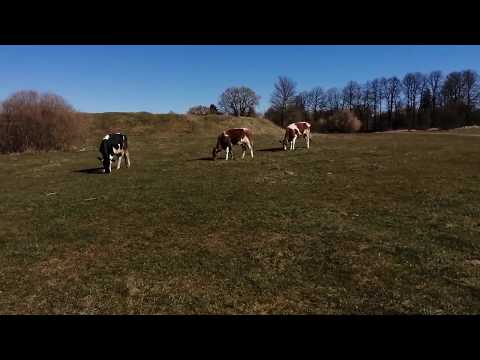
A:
[123,134,128,151]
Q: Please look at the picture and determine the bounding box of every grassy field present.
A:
[1,113,480,314]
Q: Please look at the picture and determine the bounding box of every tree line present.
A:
[265,70,480,131]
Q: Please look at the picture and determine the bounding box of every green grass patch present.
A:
[1,115,480,314]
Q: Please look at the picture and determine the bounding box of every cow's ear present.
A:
[97,157,102,162]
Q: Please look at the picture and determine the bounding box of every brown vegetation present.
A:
[0,90,86,153]
[188,105,211,116]
[320,110,362,133]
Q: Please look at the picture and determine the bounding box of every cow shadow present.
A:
[189,157,214,161]
[73,167,105,174]
[257,147,284,152]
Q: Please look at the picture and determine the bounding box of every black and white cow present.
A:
[212,128,254,160]
[97,133,131,174]
[281,122,311,151]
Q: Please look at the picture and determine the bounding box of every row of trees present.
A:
[265,70,480,131]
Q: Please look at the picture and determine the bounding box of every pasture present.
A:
[1,113,480,314]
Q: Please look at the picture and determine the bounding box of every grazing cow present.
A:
[212,128,254,160]
[97,133,131,174]
[281,122,311,151]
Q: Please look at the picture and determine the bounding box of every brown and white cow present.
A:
[212,128,254,160]
[281,122,311,151]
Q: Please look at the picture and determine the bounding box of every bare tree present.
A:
[368,79,383,130]
[418,87,433,128]
[442,72,464,106]
[360,82,372,130]
[399,73,427,129]
[295,91,310,110]
[218,86,260,117]
[427,71,443,126]
[461,70,480,123]
[414,73,427,107]
[379,77,387,115]
[270,76,297,126]
[307,86,325,121]
[342,81,361,110]
[326,88,341,112]
[402,73,417,129]
[361,82,370,109]
[293,91,310,122]
[383,77,402,129]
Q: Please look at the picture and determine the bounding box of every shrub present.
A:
[0,90,86,153]
[209,104,218,114]
[437,109,464,130]
[325,110,362,133]
[311,117,327,132]
[188,105,210,116]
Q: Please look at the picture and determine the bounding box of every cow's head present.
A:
[212,146,220,160]
[212,133,229,160]
[279,136,289,151]
[98,139,114,174]
[98,155,114,174]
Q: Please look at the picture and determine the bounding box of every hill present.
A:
[85,112,283,138]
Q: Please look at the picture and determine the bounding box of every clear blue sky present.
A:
[1,45,479,113]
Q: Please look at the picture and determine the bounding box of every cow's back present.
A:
[295,122,311,134]
[100,133,127,155]
[225,128,252,144]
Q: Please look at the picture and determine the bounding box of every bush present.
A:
[437,109,464,130]
[0,90,86,153]
[188,105,210,116]
[469,110,480,126]
[209,104,218,114]
[325,110,362,133]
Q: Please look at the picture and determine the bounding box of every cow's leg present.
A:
[125,151,131,168]
[247,139,254,158]
[116,154,123,169]
[241,144,246,159]
[225,147,230,160]
[306,131,311,149]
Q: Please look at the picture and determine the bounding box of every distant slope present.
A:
[85,112,283,138]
